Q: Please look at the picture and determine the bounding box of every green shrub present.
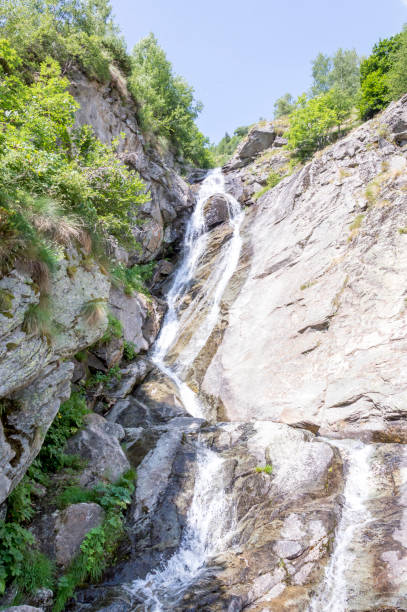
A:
[54,470,136,612]
[6,477,36,524]
[253,171,282,200]
[36,391,88,473]
[0,520,54,597]
[84,365,121,389]
[123,340,138,361]
[100,312,123,344]
[359,34,402,120]
[110,262,155,296]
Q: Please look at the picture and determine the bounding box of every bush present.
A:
[0,521,54,598]
[129,33,213,168]
[358,34,402,120]
[110,261,155,296]
[0,41,148,281]
[54,470,136,612]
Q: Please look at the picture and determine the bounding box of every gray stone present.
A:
[66,413,130,487]
[55,502,105,567]
[203,193,230,229]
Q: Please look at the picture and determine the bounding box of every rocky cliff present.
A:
[0,70,195,514]
[74,97,407,611]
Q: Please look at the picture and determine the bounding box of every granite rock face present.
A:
[0,251,110,504]
[200,96,407,444]
[70,70,195,263]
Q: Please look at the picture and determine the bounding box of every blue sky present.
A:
[110,0,407,143]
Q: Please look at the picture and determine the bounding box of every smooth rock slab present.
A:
[55,502,105,568]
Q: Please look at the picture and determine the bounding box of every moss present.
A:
[6,342,19,350]
[0,289,14,315]
[66,266,77,279]
[399,227,407,234]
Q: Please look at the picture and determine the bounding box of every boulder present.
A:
[0,362,73,504]
[66,413,129,487]
[203,193,230,229]
[55,503,105,567]
[105,358,152,399]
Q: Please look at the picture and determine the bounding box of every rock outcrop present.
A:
[70,70,195,263]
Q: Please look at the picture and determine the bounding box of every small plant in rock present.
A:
[84,365,122,389]
[81,299,107,327]
[22,297,56,340]
[255,464,273,475]
[348,213,365,241]
[54,470,136,612]
[123,340,138,361]
[253,171,282,201]
[100,312,123,344]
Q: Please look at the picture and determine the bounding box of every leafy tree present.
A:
[311,53,332,97]
[286,93,338,161]
[330,48,360,97]
[358,34,401,119]
[310,48,360,101]
[209,125,250,166]
[0,0,127,81]
[129,33,212,167]
[274,93,295,118]
[387,27,407,102]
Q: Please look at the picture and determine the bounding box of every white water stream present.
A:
[151,167,244,418]
[129,168,243,609]
[309,440,374,612]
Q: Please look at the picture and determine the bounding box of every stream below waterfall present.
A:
[128,169,243,609]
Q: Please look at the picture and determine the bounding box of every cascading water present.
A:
[151,167,244,418]
[309,440,374,612]
[129,446,234,610]
[128,169,242,609]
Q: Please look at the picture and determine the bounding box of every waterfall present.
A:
[129,446,234,610]
[151,167,244,418]
[309,440,373,612]
[128,169,242,609]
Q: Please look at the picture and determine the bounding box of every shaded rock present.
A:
[203,193,230,229]
[225,123,276,170]
[91,336,124,369]
[55,503,105,568]
[109,286,162,353]
[0,362,73,504]
[66,413,129,487]
[105,358,152,399]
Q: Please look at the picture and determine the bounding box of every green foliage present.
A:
[6,477,36,524]
[286,93,338,161]
[253,171,282,200]
[110,261,155,296]
[54,470,135,612]
[255,464,273,475]
[129,33,213,167]
[56,485,97,508]
[100,312,123,344]
[0,520,54,597]
[0,41,148,279]
[273,93,295,119]
[311,48,360,101]
[209,125,250,166]
[0,0,126,82]
[36,391,88,473]
[387,27,407,103]
[22,298,56,340]
[85,364,121,389]
[359,34,402,119]
[123,340,138,361]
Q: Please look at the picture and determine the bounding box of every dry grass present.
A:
[81,299,107,327]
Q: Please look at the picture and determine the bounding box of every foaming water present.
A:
[151,167,244,417]
[309,440,373,612]
[129,446,234,610]
[128,169,243,608]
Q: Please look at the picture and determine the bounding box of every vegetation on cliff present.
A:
[0,0,213,168]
